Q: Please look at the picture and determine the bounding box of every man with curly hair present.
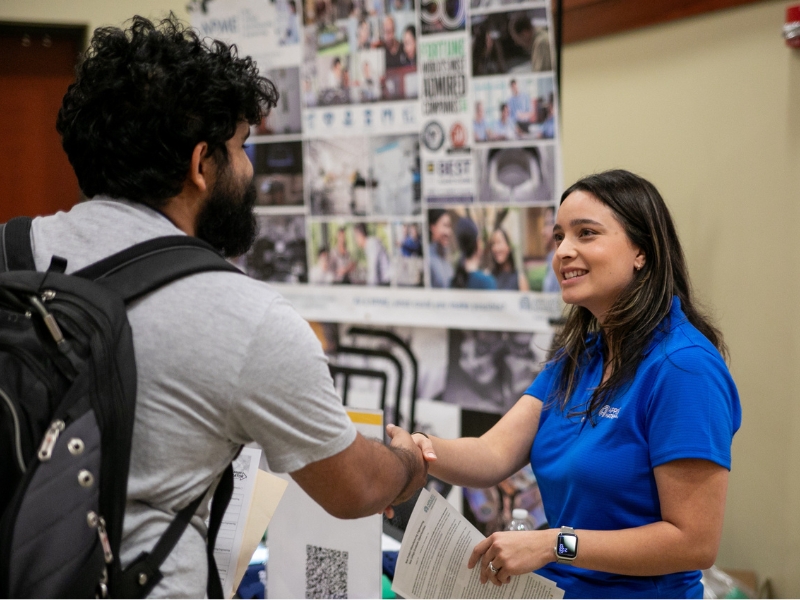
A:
[30,15,427,598]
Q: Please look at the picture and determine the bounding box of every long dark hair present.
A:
[490,227,517,276]
[451,217,479,289]
[551,170,727,421]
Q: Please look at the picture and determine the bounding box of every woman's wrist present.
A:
[410,431,439,472]
[545,528,560,566]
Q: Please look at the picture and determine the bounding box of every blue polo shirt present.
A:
[466,271,498,290]
[507,92,532,123]
[525,298,741,599]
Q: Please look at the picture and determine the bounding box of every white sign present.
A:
[267,409,385,599]
[276,283,562,332]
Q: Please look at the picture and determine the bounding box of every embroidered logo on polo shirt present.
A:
[599,405,620,419]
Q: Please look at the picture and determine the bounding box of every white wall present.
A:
[561,2,800,596]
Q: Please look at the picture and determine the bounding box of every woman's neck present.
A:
[463,254,481,272]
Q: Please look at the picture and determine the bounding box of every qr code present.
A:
[305,544,348,599]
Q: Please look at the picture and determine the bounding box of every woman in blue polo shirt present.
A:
[393,169,741,599]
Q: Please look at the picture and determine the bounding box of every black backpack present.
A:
[0,216,242,598]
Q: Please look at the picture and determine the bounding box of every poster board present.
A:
[189,0,563,332]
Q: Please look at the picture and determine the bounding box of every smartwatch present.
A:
[554,526,578,564]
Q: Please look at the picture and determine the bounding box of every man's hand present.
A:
[387,425,438,462]
[291,428,428,520]
[382,424,432,518]
[386,424,429,505]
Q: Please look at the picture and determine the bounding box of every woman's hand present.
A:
[383,424,437,518]
[468,530,557,586]
[386,424,438,462]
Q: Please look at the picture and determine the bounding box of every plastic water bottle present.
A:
[507,508,535,531]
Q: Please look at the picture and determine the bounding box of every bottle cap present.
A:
[512,508,529,520]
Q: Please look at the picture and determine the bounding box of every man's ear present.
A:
[187,141,212,193]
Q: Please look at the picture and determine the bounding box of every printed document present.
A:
[211,447,288,599]
[392,489,564,599]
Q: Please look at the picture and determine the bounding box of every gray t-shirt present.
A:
[30,199,357,598]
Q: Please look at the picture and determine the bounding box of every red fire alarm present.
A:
[785,4,800,48]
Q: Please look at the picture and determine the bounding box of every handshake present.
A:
[289,423,438,521]
[383,424,439,517]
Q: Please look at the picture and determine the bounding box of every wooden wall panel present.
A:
[0,25,84,221]
[559,0,772,44]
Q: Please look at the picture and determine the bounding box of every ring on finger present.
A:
[489,561,499,574]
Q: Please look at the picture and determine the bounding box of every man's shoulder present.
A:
[32,199,182,271]
[155,267,286,318]
[33,199,288,316]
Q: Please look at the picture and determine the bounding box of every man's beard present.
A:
[195,171,257,258]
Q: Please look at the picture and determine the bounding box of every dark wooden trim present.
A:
[0,22,87,50]
[559,0,772,44]
[0,23,86,76]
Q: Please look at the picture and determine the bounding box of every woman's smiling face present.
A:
[490,230,510,267]
[552,190,645,322]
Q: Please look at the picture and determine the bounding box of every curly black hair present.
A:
[56,14,278,207]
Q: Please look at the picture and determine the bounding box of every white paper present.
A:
[213,447,262,599]
[392,489,564,599]
[267,409,384,599]
[229,471,289,596]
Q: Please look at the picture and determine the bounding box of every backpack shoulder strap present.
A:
[204,462,235,599]
[117,462,236,599]
[77,237,241,597]
[73,236,242,304]
[0,216,35,272]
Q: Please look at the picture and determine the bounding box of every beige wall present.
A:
[561,2,800,596]
[2,0,798,596]
[0,0,187,36]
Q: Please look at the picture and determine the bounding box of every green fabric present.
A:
[382,574,396,599]
[527,264,546,292]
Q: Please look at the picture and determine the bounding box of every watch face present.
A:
[557,533,578,559]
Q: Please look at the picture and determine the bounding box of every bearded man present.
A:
[32,15,426,598]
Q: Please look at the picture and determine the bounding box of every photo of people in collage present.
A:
[303,0,419,107]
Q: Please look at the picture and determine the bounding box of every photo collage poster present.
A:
[190,0,563,331]
[190,0,560,528]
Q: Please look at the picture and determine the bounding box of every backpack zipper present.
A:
[27,295,66,347]
[46,291,128,575]
[37,419,65,461]
[86,511,114,564]
[0,386,26,474]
